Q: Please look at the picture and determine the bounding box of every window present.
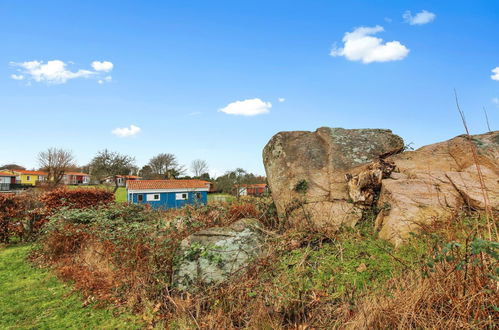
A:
[146,194,160,201]
[137,194,144,202]
[176,193,188,200]
[195,192,202,199]
[26,176,30,181]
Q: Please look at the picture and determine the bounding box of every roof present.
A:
[0,171,15,177]
[65,172,90,176]
[14,170,48,175]
[127,179,210,190]
[114,175,141,179]
[242,183,267,188]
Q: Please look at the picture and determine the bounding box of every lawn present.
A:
[208,193,234,203]
[0,245,140,329]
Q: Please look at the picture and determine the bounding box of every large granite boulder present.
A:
[374,131,498,245]
[263,127,404,229]
[172,218,266,292]
[264,126,498,246]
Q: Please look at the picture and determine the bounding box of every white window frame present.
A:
[175,193,188,200]
[147,194,160,201]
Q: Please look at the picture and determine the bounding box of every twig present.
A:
[482,106,491,132]
[453,89,497,241]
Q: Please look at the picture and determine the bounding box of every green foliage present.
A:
[267,225,416,304]
[293,179,308,194]
[0,245,140,329]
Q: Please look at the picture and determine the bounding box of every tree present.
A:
[38,148,76,186]
[148,153,185,179]
[0,164,26,171]
[89,149,136,192]
[191,159,209,177]
[138,165,154,179]
[214,168,266,196]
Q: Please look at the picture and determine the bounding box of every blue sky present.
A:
[1,1,498,176]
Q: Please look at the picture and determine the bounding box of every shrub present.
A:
[227,202,259,221]
[0,191,44,243]
[40,187,114,211]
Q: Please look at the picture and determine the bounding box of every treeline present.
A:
[2,148,266,194]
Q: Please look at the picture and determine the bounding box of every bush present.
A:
[41,187,114,211]
[0,192,44,243]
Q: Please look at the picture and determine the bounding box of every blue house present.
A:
[126,179,210,209]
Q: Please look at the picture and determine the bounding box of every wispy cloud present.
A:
[492,98,499,107]
[331,25,409,64]
[98,76,112,84]
[10,60,113,84]
[491,67,499,81]
[188,111,202,116]
[278,97,286,103]
[403,10,436,25]
[112,124,141,137]
[219,98,271,116]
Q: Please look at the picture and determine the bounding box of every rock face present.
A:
[375,131,498,245]
[263,127,404,229]
[264,127,498,246]
[172,218,266,292]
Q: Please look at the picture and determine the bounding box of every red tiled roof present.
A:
[65,172,90,176]
[115,175,141,179]
[242,183,267,188]
[127,179,210,190]
[0,172,15,176]
[15,170,48,175]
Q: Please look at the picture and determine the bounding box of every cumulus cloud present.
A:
[403,10,436,25]
[219,98,272,116]
[330,26,409,64]
[92,61,114,72]
[10,60,113,84]
[278,97,286,103]
[491,67,499,81]
[112,124,141,137]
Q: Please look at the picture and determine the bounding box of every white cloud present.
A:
[331,26,409,64]
[219,98,272,116]
[10,60,113,84]
[492,98,499,106]
[98,76,112,84]
[278,97,286,103]
[403,10,436,25]
[112,124,141,137]
[491,67,499,81]
[10,60,94,84]
[92,61,114,72]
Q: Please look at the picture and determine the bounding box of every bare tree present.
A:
[191,159,209,177]
[89,149,136,192]
[38,148,75,186]
[148,153,185,179]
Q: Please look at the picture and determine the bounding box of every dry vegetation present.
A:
[2,186,497,328]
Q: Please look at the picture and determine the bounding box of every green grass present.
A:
[208,193,235,203]
[264,221,424,303]
[0,245,141,329]
[114,187,127,203]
